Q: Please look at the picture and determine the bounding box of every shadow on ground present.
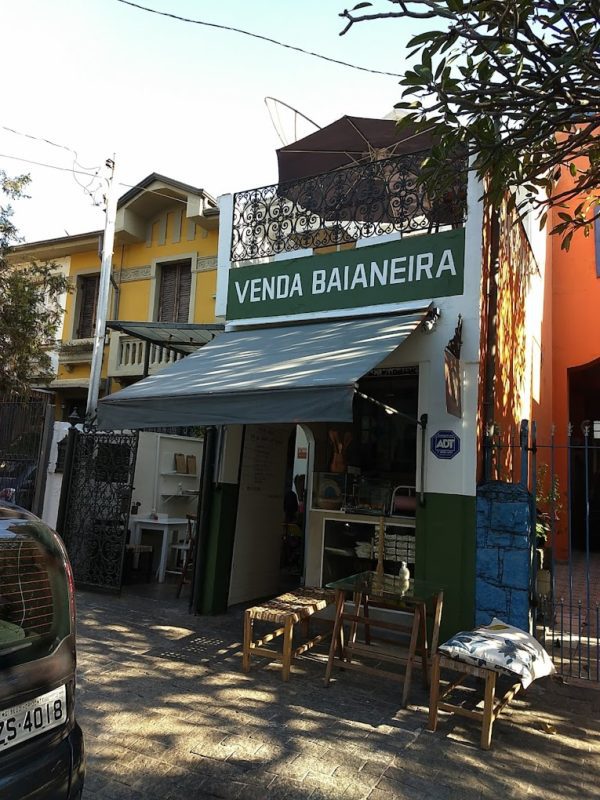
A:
[76,590,600,800]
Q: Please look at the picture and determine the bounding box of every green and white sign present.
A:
[227,228,465,320]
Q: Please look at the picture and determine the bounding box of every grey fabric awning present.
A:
[97,310,429,430]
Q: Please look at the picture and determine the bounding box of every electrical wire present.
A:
[0,151,191,208]
[0,151,99,178]
[1,123,105,207]
[116,0,402,78]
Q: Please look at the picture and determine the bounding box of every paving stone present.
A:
[261,776,314,800]
[74,589,600,800]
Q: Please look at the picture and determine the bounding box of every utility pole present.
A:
[86,156,118,420]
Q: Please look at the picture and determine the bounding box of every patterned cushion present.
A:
[439,618,555,688]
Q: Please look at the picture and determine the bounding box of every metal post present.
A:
[519,420,529,487]
[190,427,218,615]
[32,402,55,518]
[418,414,428,506]
[86,157,118,420]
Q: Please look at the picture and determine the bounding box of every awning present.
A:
[106,320,224,355]
[97,309,429,430]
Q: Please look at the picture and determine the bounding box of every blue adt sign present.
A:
[430,430,460,460]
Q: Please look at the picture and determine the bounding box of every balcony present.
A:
[107,333,185,380]
[231,151,466,263]
[58,339,94,365]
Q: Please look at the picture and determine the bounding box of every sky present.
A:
[1,0,426,243]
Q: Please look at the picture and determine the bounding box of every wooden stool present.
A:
[243,587,334,681]
[428,653,522,749]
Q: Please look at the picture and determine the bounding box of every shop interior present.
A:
[122,369,420,608]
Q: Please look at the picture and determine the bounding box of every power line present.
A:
[1,124,78,157]
[1,123,105,206]
[0,151,100,178]
[116,0,402,78]
[0,151,190,208]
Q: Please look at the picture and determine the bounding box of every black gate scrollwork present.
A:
[60,429,138,592]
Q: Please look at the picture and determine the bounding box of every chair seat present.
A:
[243,587,335,681]
[248,587,334,625]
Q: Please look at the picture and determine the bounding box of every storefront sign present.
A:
[227,229,465,320]
[430,430,461,460]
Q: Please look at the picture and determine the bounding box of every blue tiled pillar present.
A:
[476,481,533,631]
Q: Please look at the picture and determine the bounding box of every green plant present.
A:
[535,464,562,544]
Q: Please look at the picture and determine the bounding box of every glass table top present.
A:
[325,571,443,603]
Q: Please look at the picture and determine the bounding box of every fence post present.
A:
[32,402,55,518]
[484,422,493,482]
[55,410,82,538]
[519,420,529,487]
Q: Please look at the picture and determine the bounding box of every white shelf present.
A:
[160,471,198,477]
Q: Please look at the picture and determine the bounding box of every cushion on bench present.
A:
[439,618,555,688]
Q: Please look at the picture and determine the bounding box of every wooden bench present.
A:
[428,653,523,749]
[242,587,335,681]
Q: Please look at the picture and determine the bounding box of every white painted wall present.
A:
[215,193,233,319]
[131,432,203,520]
[514,193,548,421]
[41,421,72,529]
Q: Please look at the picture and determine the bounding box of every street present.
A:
[77,589,599,800]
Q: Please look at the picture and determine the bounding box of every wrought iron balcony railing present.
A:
[231,151,466,263]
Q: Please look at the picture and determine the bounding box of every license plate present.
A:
[0,685,67,752]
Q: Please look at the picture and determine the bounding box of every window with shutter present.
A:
[77,274,100,339]
[157,260,192,323]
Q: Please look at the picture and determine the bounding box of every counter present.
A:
[305,508,416,588]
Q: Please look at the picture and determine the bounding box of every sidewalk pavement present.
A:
[76,588,600,800]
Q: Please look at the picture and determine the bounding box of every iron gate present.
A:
[0,393,53,514]
[485,420,600,682]
[57,427,138,592]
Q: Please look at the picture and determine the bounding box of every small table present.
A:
[324,571,444,707]
[130,516,189,583]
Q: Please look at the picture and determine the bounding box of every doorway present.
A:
[280,427,309,591]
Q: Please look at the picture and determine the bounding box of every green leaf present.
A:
[561,231,574,251]
[407,31,445,48]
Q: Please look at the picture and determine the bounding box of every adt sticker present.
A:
[430,430,460,460]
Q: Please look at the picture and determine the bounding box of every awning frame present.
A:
[106,320,224,356]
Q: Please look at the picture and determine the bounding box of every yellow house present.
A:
[13,174,220,419]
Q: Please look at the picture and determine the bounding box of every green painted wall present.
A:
[415,492,476,641]
[199,483,239,614]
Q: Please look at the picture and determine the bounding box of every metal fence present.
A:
[485,420,600,681]
[56,426,138,592]
[0,393,54,514]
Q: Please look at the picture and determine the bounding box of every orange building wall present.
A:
[550,173,600,558]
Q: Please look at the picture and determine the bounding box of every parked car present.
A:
[0,502,85,799]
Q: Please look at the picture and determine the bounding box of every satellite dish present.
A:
[264,97,320,146]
